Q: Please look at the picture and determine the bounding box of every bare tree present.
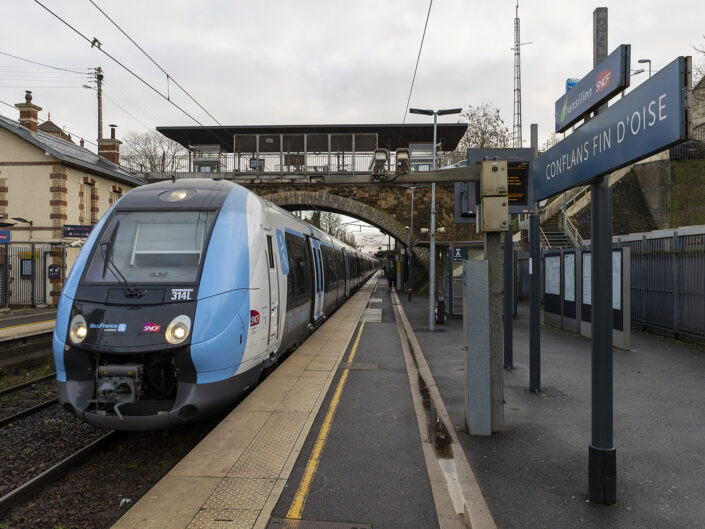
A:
[121,131,188,174]
[693,35,705,86]
[540,132,561,153]
[441,103,511,165]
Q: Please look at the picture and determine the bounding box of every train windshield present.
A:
[84,210,216,284]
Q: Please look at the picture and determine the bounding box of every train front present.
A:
[53,180,255,430]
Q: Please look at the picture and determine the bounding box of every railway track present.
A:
[0,373,58,427]
[0,431,118,514]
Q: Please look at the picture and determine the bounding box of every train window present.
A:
[84,210,216,284]
[266,235,275,268]
[285,233,312,307]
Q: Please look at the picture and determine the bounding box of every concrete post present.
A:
[485,231,504,431]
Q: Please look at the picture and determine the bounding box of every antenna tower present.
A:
[512,2,522,148]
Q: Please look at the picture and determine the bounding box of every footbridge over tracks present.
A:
[129,124,479,270]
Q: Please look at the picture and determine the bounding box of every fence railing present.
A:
[516,226,705,344]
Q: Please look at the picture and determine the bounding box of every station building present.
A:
[0,91,144,306]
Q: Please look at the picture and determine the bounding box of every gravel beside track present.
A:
[0,405,106,498]
[0,378,57,424]
[0,410,228,529]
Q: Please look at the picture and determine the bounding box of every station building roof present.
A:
[0,113,145,187]
[156,123,469,152]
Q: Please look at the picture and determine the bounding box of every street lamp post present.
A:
[409,107,462,330]
[638,58,651,78]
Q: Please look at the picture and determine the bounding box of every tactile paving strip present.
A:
[361,308,382,322]
[277,377,328,412]
[228,411,309,478]
[187,508,259,529]
[266,519,372,529]
[203,478,275,510]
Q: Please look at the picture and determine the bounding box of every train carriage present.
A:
[53,179,376,430]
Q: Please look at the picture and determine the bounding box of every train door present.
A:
[266,235,280,345]
[307,236,324,322]
[343,249,351,298]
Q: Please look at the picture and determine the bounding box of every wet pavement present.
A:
[400,293,705,529]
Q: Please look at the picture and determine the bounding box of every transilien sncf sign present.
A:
[555,44,631,133]
[535,56,691,202]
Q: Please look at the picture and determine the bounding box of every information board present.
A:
[582,253,592,305]
[612,251,622,310]
[545,255,561,295]
[507,161,528,206]
[564,253,575,302]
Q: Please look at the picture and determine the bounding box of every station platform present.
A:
[113,276,493,529]
[113,278,705,529]
[0,308,56,342]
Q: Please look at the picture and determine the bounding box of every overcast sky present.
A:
[1,0,703,153]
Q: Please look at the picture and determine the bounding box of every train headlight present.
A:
[166,315,191,344]
[69,314,88,344]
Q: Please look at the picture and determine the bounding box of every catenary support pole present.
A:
[503,221,514,368]
[589,6,616,505]
[529,123,540,392]
[408,187,414,302]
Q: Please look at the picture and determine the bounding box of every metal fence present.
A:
[0,243,56,307]
[617,228,705,342]
[516,226,705,344]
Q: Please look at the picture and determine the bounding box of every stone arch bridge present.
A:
[245,183,475,270]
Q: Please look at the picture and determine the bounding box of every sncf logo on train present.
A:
[170,288,193,301]
[250,310,260,327]
[142,323,161,333]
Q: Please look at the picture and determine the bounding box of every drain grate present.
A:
[266,519,371,529]
[338,362,379,371]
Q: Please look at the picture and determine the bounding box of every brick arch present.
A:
[261,190,430,269]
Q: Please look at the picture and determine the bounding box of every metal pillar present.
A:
[529,123,541,392]
[589,6,616,505]
[429,113,437,330]
[485,231,504,431]
[30,242,36,307]
[408,187,414,302]
[528,211,541,392]
[96,67,103,140]
[503,221,514,368]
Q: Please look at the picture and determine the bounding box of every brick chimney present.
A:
[98,124,122,165]
[15,91,42,133]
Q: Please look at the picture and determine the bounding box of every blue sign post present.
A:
[555,45,631,133]
[535,56,690,201]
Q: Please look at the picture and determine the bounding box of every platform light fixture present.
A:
[408,106,462,331]
[638,58,652,77]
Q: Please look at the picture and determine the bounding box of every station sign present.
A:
[62,225,93,238]
[535,56,690,202]
[555,44,631,133]
[0,230,10,244]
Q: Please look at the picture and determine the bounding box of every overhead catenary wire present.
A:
[400,0,433,130]
[32,0,231,147]
[88,0,224,127]
[0,50,90,75]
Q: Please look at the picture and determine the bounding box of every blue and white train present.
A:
[53,179,376,430]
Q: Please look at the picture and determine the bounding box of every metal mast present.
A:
[512,2,522,148]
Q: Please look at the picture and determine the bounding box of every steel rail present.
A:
[0,431,118,514]
[0,398,59,427]
[0,373,56,397]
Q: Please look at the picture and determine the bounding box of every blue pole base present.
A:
[588,445,617,504]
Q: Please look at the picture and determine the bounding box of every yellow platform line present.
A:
[286,320,366,520]
[0,319,55,330]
